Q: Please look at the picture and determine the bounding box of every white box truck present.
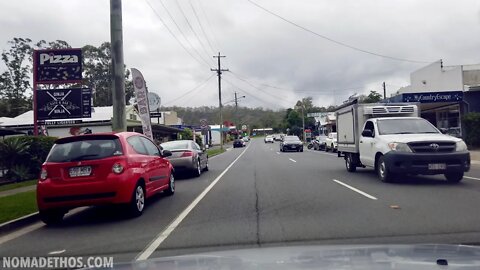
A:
[335,99,470,183]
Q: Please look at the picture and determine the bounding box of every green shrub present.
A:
[463,112,480,147]
[0,136,57,180]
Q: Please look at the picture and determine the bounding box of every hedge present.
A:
[0,136,57,181]
[463,112,480,147]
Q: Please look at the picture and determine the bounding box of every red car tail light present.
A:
[181,151,193,157]
[40,168,48,181]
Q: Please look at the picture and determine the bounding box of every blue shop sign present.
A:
[402,91,463,103]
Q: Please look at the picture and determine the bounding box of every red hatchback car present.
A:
[37,132,175,225]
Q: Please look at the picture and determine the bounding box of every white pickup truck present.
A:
[325,132,338,152]
[336,100,470,183]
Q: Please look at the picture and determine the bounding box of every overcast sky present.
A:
[1,0,479,109]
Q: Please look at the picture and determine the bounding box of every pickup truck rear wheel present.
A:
[445,172,463,183]
[377,155,393,183]
[345,154,356,172]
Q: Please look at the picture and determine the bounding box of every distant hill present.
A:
[161,105,285,130]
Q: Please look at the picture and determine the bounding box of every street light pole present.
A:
[301,104,305,142]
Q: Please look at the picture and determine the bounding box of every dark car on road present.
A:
[233,138,245,148]
[280,135,303,152]
[160,140,209,177]
[37,132,175,225]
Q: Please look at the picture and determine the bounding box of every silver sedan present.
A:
[160,140,208,177]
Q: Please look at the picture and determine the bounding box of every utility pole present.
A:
[110,0,126,131]
[233,92,246,137]
[211,52,228,149]
[383,81,386,100]
[234,92,238,133]
[301,105,305,142]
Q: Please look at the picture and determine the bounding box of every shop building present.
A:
[0,106,181,141]
[388,61,480,138]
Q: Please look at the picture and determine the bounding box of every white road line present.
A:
[289,158,297,163]
[276,152,280,155]
[0,207,87,246]
[333,179,378,200]
[135,143,251,261]
[464,176,480,181]
[0,222,43,245]
[306,149,337,157]
[48,249,66,255]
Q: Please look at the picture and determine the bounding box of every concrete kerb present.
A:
[0,212,39,235]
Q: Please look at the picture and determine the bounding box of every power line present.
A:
[174,0,214,63]
[156,0,212,66]
[230,70,362,94]
[163,74,214,105]
[189,0,216,54]
[195,0,222,52]
[223,77,286,109]
[246,0,432,64]
[226,72,294,105]
[144,0,211,68]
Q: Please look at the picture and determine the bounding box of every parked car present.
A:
[313,135,327,150]
[233,138,245,148]
[273,134,283,141]
[280,135,303,152]
[37,132,175,225]
[325,132,338,152]
[160,140,208,177]
[264,135,274,143]
[242,136,250,142]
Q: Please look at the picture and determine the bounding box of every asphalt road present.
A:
[2,137,480,264]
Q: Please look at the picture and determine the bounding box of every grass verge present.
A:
[207,148,226,157]
[0,180,37,192]
[0,190,38,224]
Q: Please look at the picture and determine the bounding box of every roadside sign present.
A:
[36,88,91,120]
[150,112,162,118]
[200,119,208,129]
[42,120,83,126]
[34,48,83,84]
[148,92,161,111]
[242,125,247,131]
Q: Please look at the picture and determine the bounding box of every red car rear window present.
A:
[47,135,123,163]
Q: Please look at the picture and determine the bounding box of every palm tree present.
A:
[0,137,29,180]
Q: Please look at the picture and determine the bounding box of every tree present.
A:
[82,42,134,106]
[0,38,34,117]
[360,90,383,103]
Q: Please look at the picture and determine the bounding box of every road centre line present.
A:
[289,158,297,163]
[333,179,378,200]
[464,176,480,181]
[135,143,251,261]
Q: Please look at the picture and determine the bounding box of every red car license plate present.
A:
[428,163,446,170]
[69,166,92,177]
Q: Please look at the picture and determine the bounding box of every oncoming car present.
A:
[280,135,303,152]
[264,135,274,143]
[36,132,175,225]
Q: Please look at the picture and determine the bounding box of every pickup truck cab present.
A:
[336,100,470,183]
